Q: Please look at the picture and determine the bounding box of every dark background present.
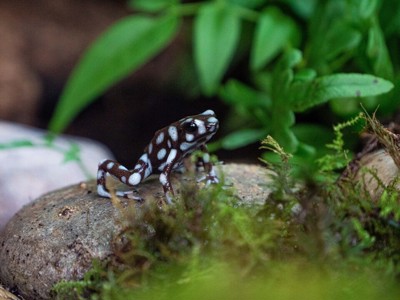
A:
[0,0,259,166]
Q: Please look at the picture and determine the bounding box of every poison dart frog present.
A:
[97,110,219,203]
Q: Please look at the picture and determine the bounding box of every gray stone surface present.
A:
[0,163,272,300]
[0,121,113,230]
[354,149,400,200]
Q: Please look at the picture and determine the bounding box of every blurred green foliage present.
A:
[49,0,398,164]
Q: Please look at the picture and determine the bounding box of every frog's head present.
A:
[178,110,219,152]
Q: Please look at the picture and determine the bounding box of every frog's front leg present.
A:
[159,149,179,204]
[198,145,219,185]
[97,159,147,201]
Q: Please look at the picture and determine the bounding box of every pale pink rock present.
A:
[0,121,113,230]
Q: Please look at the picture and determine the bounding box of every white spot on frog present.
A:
[186,133,194,142]
[195,119,206,134]
[128,173,141,186]
[201,110,215,115]
[168,126,178,141]
[166,149,177,164]
[158,162,166,172]
[159,173,168,185]
[156,132,164,145]
[180,142,194,152]
[139,153,149,164]
[207,116,218,124]
[157,148,167,160]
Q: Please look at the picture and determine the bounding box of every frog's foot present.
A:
[197,174,219,186]
[116,190,144,203]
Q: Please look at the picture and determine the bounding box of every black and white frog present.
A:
[97,110,219,203]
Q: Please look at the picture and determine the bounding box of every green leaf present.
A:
[318,24,361,65]
[293,69,317,81]
[379,0,400,35]
[49,15,179,132]
[270,121,298,153]
[219,80,271,109]
[286,0,317,19]
[250,7,296,71]
[367,20,394,79]
[330,98,360,117]
[259,105,298,153]
[348,0,378,20]
[306,3,362,72]
[194,3,241,96]
[292,124,333,152]
[290,74,394,112]
[271,49,302,100]
[273,49,302,89]
[277,48,302,70]
[221,129,265,150]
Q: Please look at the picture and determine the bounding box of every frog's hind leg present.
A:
[195,145,219,185]
[97,158,150,201]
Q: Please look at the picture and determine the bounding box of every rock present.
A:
[0,121,113,230]
[353,149,400,199]
[342,117,400,200]
[0,164,273,300]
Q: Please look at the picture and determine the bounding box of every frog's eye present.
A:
[183,121,198,133]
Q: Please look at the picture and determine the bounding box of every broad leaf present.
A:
[268,109,297,153]
[221,129,266,150]
[284,0,316,18]
[293,124,333,152]
[49,15,179,132]
[348,0,378,20]
[306,1,362,72]
[290,73,394,112]
[194,3,241,96]
[250,8,296,71]
[271,49,302,103]
[367,20,394,79]
[324,26,361,61]
[273,125,299,153]
[219,80,271,109]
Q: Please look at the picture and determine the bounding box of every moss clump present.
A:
[54,119,400,299]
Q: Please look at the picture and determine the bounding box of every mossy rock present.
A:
[0,163,272,300]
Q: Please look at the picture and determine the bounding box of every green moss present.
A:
[54,120,400,299]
